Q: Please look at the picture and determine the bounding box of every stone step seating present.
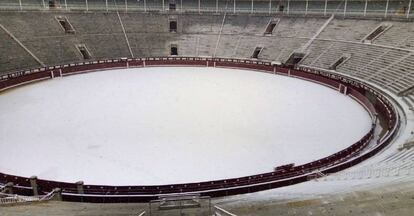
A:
[374,22,414,50]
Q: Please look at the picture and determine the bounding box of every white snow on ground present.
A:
[0,67,372,185]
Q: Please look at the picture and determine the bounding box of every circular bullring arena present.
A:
[0,65,373,186]
[0,57,399,203]
[0,1,414,215]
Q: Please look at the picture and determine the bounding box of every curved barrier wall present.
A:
[0,57,399,203]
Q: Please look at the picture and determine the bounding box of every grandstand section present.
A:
[0,11,413,107]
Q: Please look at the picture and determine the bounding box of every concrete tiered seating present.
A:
[221,15,252,35]
[300,40,335,66]
[193,34,217,57]
[262,37,308,62]
[377,53,414,93]
[0,29,40,72]
[340,47,409,83]
[318,19,380,42]
[0,12,64,38]
[68,12,130,58]
[301,40,347,69]
[181,14,222,34]
[81,34,131,59]
[374,22,414,49]
[0,11,413,105]
[338,49,413,96]
[273,17,325,38]
[21,36,81,66]
[300,37,414,102]
[320,148,414,183]
[245,15,277,34]
[121,13,169,33]
[0,12,80,66]
[67,13,123,34]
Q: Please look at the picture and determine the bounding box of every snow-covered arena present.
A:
[0,67,372,185]
[1,1,414,215]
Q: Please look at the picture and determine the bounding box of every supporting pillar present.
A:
[76,181,85,194]
[42,0,46,8]
[344,0,347,17]
[216,0,218,13]
[408,0,413,18]
[162,0,165,11]
[364,0,368,16]
[4,182,14,194]
[105,0,108,11]
[269,0,271,14]
[125,0,128,12]
[19,0,22,11]
[51,188,62,201]
[181,0,183,12]
[65,0,68,10]
[305,0,308,15]
[287,0,290,14]
[385,0,389,17]
[85,0,88,11]
[198,0,201,13]
[30,176,39,196]
[144,0,147,12]
[324,0,327,16]
[339,84,348,95]
[251,0,254,14]
[234,0,236,14]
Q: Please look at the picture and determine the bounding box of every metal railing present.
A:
[214,205,238,216]
[0,0,413,19]
[0,190,55,206]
